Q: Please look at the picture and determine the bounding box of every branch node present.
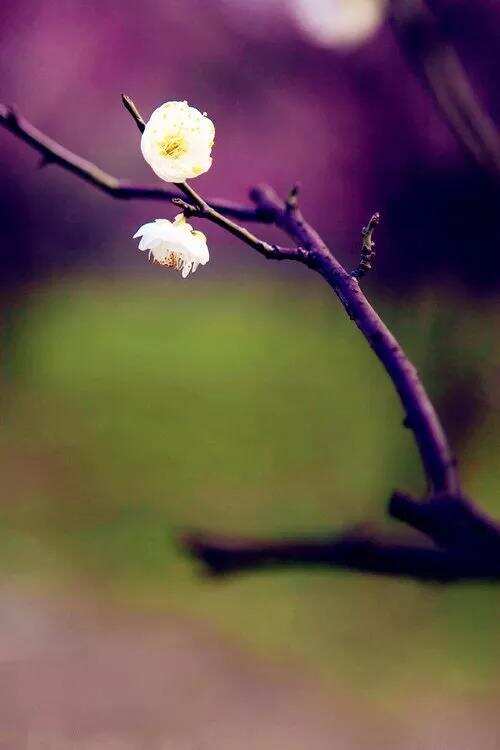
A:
[389,490,500,556]
[351,211,380,279]
[171,197,198,216]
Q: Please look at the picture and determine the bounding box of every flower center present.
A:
[155,250,184,270]
[157,133,188,159]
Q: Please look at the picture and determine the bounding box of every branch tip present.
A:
[121,93,146,133]
[180,532,237,576]
[171,196,198,216]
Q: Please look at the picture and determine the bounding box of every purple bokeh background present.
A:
[0,6,499,744]
[1,0,499,289]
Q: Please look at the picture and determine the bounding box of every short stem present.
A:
[176,181,206,211]
[121,96,291,259]
[121,94,146,133]
[177,181,273,252]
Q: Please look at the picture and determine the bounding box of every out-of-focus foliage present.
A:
[1,276,498,706]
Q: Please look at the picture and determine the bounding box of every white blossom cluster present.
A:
[134,101,215,278]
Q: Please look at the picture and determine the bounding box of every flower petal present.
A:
[140,100,215,183]
[133,221,156,239]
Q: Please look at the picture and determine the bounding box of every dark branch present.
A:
[0,103,268,221]
[3,92,498,583]
[180,185,500,581]
[249,184,459,495]
[390,490,500,552]
[122,95,305,263]
[390,0,500,178]
[182,523,500,582]
[117,96,458,496]
[182,491,500,582]
[121,93,146,133]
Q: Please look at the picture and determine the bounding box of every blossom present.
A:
[290,0,387,48]
[133,214,209,278]
[140,101,215,183]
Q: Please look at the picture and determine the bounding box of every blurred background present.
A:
[0,0,499,747]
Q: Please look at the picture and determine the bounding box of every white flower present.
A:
[140,101,215,183]
[133,214,209,278]
[290,0,387,48]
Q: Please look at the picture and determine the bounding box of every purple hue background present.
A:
[1,0,499,290]
[1,4,499,745]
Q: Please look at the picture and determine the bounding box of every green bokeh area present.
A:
[1,277,499,705]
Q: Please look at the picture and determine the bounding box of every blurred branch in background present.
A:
[1,92,499,584]
[185,493,500,582]
[390,0,500,178]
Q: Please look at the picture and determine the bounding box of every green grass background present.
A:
[1,275,498,708]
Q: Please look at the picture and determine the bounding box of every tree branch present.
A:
[0,103,268,222]
[182,524,500,582]
[121,93,146,133]
[389,490,500,552]
[119,96,459,494]
[182,490,500,581]
[390,0,500,178]
[120,95,304,263]
[2,93,498,582]
[249,183,459,495]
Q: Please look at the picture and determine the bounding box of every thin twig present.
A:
[0,103,269,221]
[121,95,304,263]
[121,94,146,133]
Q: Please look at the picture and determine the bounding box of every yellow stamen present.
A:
[154,250,183,270]
[157,134,188,159]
